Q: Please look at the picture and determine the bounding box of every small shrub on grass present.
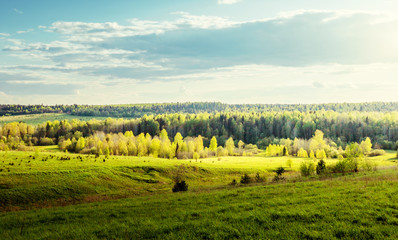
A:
[230,179,237,186]
[368,149,385,157]
[172,165,189,192]
[240,174,251,184]
[361,159,377,172]
[316,159,326,175]
[255,172,265,182]
[172,181,188,192]
[286,159,292,168]
[273,167,285,181]
[300,161,315,177]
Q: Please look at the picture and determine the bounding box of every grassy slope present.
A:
[1,169,398,239]
[0,113,110,125]
[0,149,397,211]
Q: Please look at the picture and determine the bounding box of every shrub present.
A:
[240,174,251,184]
[300,161,315,177]
[334,159,348,173]
[230,179,237,186]
[39,137,54,146]
[368,149,385,157]
[172,165,189,192]
[273,167,285,181]
[286,159,292,168]
[316,159,326,175]
[172,181,188,192]
[361,159,377,172]
[255,172,265,182]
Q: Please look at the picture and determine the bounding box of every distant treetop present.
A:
[1,102,397,117]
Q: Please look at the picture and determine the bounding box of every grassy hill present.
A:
[0,148,397,239]
[1,168,398,239]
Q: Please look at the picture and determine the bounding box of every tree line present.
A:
[0,110,398,152]
[1,102,398,117]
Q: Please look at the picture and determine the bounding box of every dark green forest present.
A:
[1,108,398,151]
[1,102,398,117]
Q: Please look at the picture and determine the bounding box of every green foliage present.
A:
[255,172,264,182]
[286,159,292,168]
[240,174,251,184]
[209,136,218,152]
[225,137,235,155]
[273,167,285,181]
[300,161,315,177]
[172,181,188,192]
[368,149,385,157]
[316,159,326,175]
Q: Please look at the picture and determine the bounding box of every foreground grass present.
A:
[1,169,398,239]
[1,149,397,211]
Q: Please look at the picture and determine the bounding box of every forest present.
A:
[1,102,398,117]
[1,109,398,152]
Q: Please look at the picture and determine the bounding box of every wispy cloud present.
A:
[1,10,397,103]
[13,8,23,14]
[218,0,241,5]
[16,29,33,34]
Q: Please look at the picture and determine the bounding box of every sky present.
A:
[0,0,397,104]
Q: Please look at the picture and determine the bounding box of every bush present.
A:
[316,159,326,175]
[230,179,237,186]
[300,161,315,177]
[368,149,385,157]
[334,159,348,173]
[286,159,292,168]
[361,159,377,172]
[39,137,54,146]
[255,172,265,182]
[273,167,285,181]
[172,181,188,192]
[240,174,251,184]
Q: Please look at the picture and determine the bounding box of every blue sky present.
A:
[0,0,397,104]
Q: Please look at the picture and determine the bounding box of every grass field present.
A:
[1,169,398,239]
[0,148,397,239]
[0,113,110,125]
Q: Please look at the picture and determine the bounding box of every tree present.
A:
[150,138,161,157]
[75,137,85,153]
[360,137,372,154]
[238,140,244,150]
[209,136,218,152]
[118,141,128,156]
[127,140,137,156]
[194,135,204,152]
[225,137,235,155]
[297,148,308,158]
[309,150,315,159]
[160,129,168,141]
[316,149,326,159]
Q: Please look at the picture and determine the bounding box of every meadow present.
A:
[1,165,398,239]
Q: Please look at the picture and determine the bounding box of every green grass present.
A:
[0,113,110,125]
[1,169,398,239]
[0,148,397,239]
[0,149,397,211]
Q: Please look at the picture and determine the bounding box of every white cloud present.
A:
[13,8,23,14]
[0,33,10,37]
[218,0,241,5]
[2,10,398,104]
[16,29,33,34]
[174,12,237,29]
